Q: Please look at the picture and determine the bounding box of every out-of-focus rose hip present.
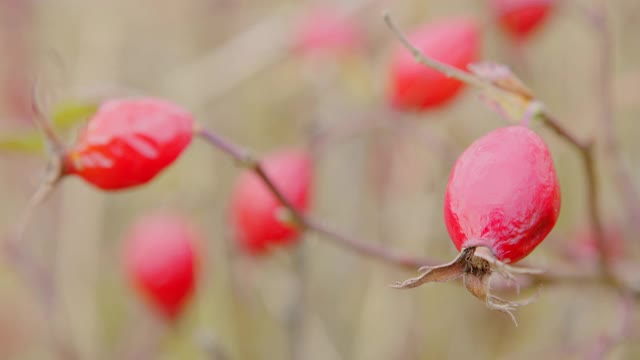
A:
[63,97,194,190]
[123,212,200,321]
[388,17,481,111]
[229,148,312,255]
[490,0,554,40]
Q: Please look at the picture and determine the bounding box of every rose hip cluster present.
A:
[23,2,561,323]
[26,96,314,321]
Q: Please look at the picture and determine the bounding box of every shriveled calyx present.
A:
[391,126,559,325]
[391,246,541,325]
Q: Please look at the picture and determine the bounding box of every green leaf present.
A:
[0,133,45,153]
[0,99,99,154]
[51,100,99,129]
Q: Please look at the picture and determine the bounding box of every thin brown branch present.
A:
[196,127,435,270]
[304,217,435,269]
[31,80,65,155]
[3,83,75,360]
[196,125,640,297]
[13,81,66,243]
[538,113,589,150]
[14,165,62,244]
[580,143,615,279]
[383,12,488,89]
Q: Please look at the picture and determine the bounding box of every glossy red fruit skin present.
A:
[230,149,312,255]
[490,0,553,39]
[388,17,481,111]
[64,97,194,190]
[444,126,561,263]
[293,7,364,58]
[123,212,199,321]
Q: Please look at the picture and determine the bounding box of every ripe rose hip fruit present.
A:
[293,7,364,58]
[388,17,481,111]
[230,148,312,255]
[393,126,560,323]
[63,97,194,190]
[490,0,554,40]
[123,212,200,321]
[444,125,561,263]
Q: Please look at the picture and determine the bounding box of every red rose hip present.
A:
[444,125,561,263]
[490,0,554,40]
[63,97,194,190]
[123,212,200,321]
[388,17,481,111]
[230,148,312,255]
[393,126,560,323]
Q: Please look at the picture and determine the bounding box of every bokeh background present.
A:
[1,0,640,359]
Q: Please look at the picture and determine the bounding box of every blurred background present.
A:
[1,0,640,359]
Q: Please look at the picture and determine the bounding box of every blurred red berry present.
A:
[293,7,364,58]
[388,17,481,111]
[123,212,200,321]
[490,0,554,40]
[444,126,561,263]
[230,148,312,255]
[63,97,194,190]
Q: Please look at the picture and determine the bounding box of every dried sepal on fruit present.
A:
[392,125,560,324]
[392,247,541,325]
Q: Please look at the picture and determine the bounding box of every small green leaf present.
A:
[0,133,45,153]
[0,99,99,154]
[51,100,99,129]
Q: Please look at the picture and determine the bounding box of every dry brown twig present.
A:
[196,126,436,270]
